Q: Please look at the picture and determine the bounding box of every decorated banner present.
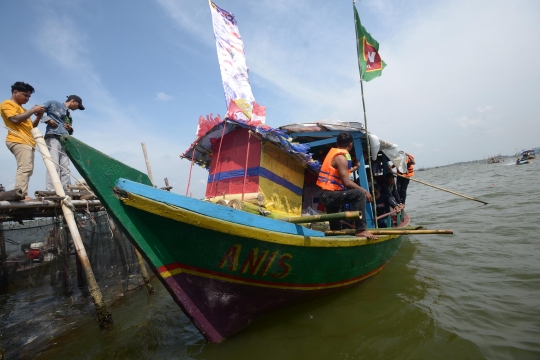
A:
[354,5,386,82]
[209,1,257,119]
[196,113,222,138]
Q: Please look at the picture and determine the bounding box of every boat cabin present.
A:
[182,119,408,229]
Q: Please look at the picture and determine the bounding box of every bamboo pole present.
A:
[376,209,400,220]
[32,128,112,327]
[129,143,156,294]
[324,229,453,236]
[0,226,7,287]
[0,199,101,209]
[205,192,264,205]
[284,211,361,224]
[0,334,5,360]
[395,173,488,205]
[185,149,196,196]
[241,131,252,201]
[0,189,23,201]
[66,184,88,190]
[210,120,227,198]
[141,142,155,185]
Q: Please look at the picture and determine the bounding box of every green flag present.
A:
[354,5,386,82]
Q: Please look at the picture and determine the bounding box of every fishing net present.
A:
[0,211,152,359]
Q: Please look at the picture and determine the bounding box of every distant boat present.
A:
[520,149,536,160]
[487,154,503,164]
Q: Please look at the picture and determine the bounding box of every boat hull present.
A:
[62,136,405,342]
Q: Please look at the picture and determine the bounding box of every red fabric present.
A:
[209,128,261,173]
[197,113,222,138]
[251,101,266,124]
[205,128,262,198]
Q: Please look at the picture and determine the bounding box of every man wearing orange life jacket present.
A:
[396,152,415,205]
[316,132,376,239]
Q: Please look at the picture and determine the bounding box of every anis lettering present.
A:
[217,245,293,279]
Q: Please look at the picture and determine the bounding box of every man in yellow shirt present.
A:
[1,82,46,199]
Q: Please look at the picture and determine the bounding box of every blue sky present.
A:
[1,0,539,199]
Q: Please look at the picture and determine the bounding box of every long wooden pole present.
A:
[0,199,101,209]
[0,333,5,360]
[241,131,252,201]
[395,173,488,205]
[354,1,378,227]
[185,147,196,196]
[0,226,7,287]
[325,229,453,236]
[134,143,156,294]
[32,128,112,327]
[284,211,361,224]
[211,120,227,198]
[376,209,400,220]
[141,142,154,185]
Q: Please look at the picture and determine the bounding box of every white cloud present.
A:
[476,106,492,114]
[156,92,174,101]
[457,115,484,129]
[35,16,90,72]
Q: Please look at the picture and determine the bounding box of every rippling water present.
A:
[6,159,540,359]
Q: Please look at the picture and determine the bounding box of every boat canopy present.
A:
[182,118,407,174]
[279,121,407,173]
[181,119,320,173]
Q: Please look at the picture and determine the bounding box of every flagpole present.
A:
[354,0,378,227]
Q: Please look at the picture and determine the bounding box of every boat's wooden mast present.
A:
[354,0,378,227]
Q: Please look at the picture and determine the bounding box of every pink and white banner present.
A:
[209,1,257,120]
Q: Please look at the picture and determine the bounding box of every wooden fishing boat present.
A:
[58,0,426,341]
[61,120,413,343]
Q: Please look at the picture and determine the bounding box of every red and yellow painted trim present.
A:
[157,261,389,291]
[121,192,399,248]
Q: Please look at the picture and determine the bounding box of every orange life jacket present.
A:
[316,148,352,191]
[402,154,415,178]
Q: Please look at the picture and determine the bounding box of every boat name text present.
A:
[218,245,292,279]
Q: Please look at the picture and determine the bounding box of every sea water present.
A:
[5,158,540,359]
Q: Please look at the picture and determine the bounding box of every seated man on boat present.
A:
[316,132,376,239]
[380,172,402,207]
[374,184,403,228]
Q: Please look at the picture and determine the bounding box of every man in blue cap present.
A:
[41,95,85,190]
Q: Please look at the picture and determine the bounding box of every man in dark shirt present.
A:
[374,184,402,228]
[380,172,402,206]
[41,95,84,190]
